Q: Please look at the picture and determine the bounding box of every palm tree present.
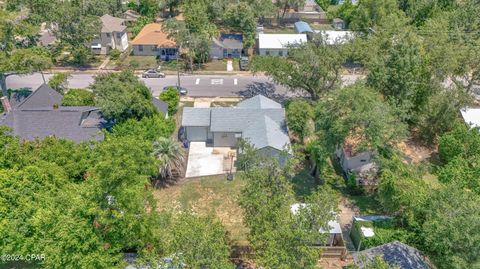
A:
[153,137,185,181]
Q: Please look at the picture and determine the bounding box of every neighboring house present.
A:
[210,33,244,59]
[314,30,353,44]
[91,14,129,55]
[0,84,107,142]
[181,95,291,164]
[0,84,169,142]
[123,9,141,24]
[336,145,378,187]
[38,22,57,47]
[352,241,433,269]
[294,21,313,34]
[300,0,322,12]
[290,203,344,247]
[257,33,307,56]
[131,23,177,60]
[460,107,480,128]
[332,18,346,30]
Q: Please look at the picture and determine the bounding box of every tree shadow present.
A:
[235,82,288,104]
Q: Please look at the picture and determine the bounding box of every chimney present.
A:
[0,96,12,113]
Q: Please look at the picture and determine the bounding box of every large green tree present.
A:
[315,83,405,153]
[422,186,480,268]
[239,161,338,268]
[251,35,347,100]
[92,71,158,121]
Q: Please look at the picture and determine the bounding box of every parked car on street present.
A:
[239,56,249,71]
[142,69,165,78]
[163,86,188,95]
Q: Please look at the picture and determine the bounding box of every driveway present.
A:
[185,142,236,178]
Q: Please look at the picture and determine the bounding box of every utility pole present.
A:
[177,43,182,87]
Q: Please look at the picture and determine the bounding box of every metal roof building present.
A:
[294,21,313,33]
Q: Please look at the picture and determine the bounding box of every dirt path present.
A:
[338,198,360,251]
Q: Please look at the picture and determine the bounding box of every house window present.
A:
[106,33,111,38]
[116,32,122,39]
[278,50,283,56]
[138,45,143,52]
[360,159,367,162]
[265,50,270,56]
[152,46,157,51]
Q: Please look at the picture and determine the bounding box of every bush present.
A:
[48,73,71,94]
[351,218,415,250]
[110,114,175,141]
[109,49,121,60]
[159,87,180,115]
[62,89,95,106]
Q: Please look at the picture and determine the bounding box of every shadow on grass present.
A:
[291,168,317,200]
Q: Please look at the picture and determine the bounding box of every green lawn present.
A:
[263,27,296,34]
[154,175,249,245]
[117,55,159,70]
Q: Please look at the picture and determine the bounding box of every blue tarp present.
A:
[294,21,313,33]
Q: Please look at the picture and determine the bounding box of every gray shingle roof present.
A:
[243,115,290,151]
[352,241,432,269]
[209,108,285,132]
[151,97,168,115]
[212,34,243,50]
[182,107,212,126]
[181,95,291,152]
[15,83,62,109]
[101,14,126,33]
[236,95,282,109]
[0,84,108,143]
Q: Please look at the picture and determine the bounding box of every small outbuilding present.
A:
[460,107,480,128]
[332,18,346,30]
[294,21,313,34]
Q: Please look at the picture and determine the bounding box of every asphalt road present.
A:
[6,73,362,97]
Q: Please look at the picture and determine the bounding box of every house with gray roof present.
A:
[0,84,169,142]
[181,95,291,163]
[210,33,244,59]
[352,241,433,269]
[91,14,129,55]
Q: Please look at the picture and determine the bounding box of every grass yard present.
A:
[263,27,296,34]
[117,55,159,70]
[200,59,240,72]
[154,175,249,245]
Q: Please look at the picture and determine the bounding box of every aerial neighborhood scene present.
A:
[1,0,480,268]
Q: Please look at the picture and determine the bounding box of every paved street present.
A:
[6,73,363,97]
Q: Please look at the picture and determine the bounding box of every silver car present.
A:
[142,69,165,78]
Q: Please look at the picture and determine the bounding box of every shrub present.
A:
[159,87,180,115]
[351,218,415,250]
[110,114,175,141]
[109,49,121,60]
[48,73,71,95]
[62,89,95,106]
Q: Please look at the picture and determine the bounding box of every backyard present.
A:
[154,175,249,245]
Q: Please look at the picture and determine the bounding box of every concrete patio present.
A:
[185,142,236,178]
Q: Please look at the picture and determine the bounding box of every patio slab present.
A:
[185,142,236,178]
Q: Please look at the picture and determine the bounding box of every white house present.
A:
[91,14,129,55]
[460,107,480,128]
[257,33,307,56]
